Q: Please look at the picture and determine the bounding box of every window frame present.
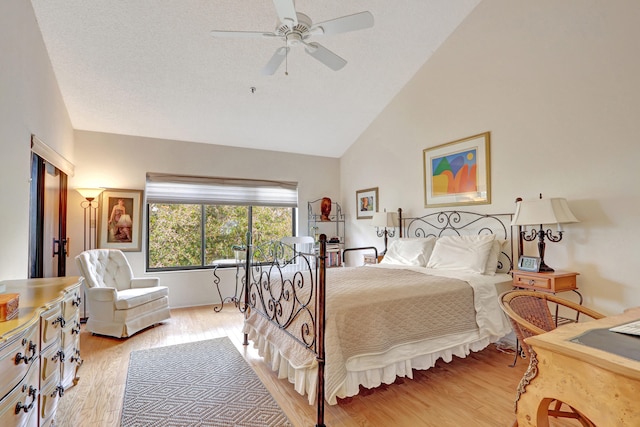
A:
[145,203,298,272]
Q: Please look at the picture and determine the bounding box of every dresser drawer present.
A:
[40,305,63,351]
[0,359,39,427]
[40,338,62,385]
[0,320,39,402]
[39,374,62,427]
[61,286,82,321]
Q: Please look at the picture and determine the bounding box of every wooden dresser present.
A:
[0,277,82,427]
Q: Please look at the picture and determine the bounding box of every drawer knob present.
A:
[53,316,66,328]
[14,341,37,365]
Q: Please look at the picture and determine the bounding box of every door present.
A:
[29,153,68,278]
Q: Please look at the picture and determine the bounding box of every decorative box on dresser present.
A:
[0,277,82,427]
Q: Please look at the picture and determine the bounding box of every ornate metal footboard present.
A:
[236,232,327,427]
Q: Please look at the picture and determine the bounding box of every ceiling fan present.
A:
[210,0,374,75]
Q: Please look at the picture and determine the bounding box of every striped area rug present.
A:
[120,336,292,427]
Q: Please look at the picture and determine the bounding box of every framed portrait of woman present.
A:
[356,187,378,220]
[97,189,143,251]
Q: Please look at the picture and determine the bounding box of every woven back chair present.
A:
[499,290,604,427]
[499,290,604,358]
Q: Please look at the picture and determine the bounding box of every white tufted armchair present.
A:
[75,249,170,338]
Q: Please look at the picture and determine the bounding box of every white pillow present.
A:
[379,237,436,267]
[426,234,496,274]
[484,238,509,276]
[484,239,511,276]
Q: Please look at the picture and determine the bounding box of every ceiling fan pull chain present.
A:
[284,37,289,76]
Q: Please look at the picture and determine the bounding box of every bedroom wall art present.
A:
[356,187,378,219]
[423,131,491,207]
[98,188,143,251]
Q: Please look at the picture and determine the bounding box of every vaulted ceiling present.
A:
[31,0,480,157]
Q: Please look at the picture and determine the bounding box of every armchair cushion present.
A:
[115,286,169,310]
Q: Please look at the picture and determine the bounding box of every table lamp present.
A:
[371,211,399,254]
[512,195,579,272]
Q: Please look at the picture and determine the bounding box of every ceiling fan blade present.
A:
[261,47,290,76]
[310,11,374,36]
[210,30,277,39]
[304,42,347,71]
[272,0,298,27]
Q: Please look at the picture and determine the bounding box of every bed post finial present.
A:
[398,208,403,238]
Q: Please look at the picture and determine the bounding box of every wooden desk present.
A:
[516,307,640,426]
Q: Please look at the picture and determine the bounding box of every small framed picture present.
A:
[98,189,143,252]
[356,187,378,220]
[518,255,541,272]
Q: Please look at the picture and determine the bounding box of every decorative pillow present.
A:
[379,237,436,267]
[426,234,496,274]
[484,238,509,276]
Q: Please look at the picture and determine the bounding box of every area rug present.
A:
[120,336,292,427]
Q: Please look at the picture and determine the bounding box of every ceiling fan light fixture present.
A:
[210,0,373,74]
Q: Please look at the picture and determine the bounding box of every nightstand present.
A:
[512,269,579,294]
[512,269,583,323]
[363,254,384,265]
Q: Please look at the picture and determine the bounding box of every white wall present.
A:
[68,131,340,308]
[341,0,640,315]
[4,0,639,316]
[0,0,74,279]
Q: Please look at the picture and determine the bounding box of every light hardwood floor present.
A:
[55,305,578,427]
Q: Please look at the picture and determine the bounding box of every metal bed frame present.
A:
[215,209,514,427]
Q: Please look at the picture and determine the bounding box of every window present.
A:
[146,173,297,271]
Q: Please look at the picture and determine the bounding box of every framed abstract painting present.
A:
[423,132,491,207]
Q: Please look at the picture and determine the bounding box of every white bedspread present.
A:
[243,265,512,405]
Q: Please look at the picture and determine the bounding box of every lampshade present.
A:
[76,188,104,201]
[371,212,399,228]
[512,198,579,226]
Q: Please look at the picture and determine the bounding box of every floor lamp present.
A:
[76,188,103,323]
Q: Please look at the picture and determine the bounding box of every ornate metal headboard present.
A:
[400,209,515,272]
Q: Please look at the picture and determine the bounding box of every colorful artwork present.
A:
[431,148,478,196]
[423,132,491,207]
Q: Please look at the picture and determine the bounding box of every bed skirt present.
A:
[244,322,498,405]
